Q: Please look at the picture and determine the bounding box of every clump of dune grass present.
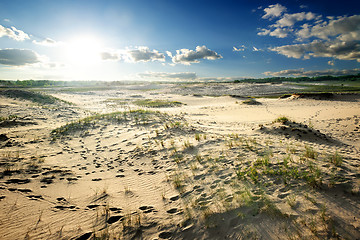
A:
[242,98,261,105]
[273,116,290,124]
[133,99,183,108]
[327,151,342,166]
[0,89,65,105]
[0,115,18,121]
[51,109,165,139]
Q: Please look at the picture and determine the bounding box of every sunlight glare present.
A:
[65,35,103,66]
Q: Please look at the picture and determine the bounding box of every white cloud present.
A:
[263,68,360,77]
[138,72,197,81]
[328,60,335,66]
[269,27,289,38]
[0,25,30,41]
[233,45,246,51]
[270,39,360,62]
[262,4,287,19]
[166,51,173,57]
[0,48,43,66]
[126,46,165,62]
[258,4,360,63]
[296,15,360,41]
[100,46,165,63]
[33,38,60,46]
[276,12,317,27]
[171,45,222,65]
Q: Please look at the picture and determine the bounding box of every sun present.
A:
[65,35,103,66]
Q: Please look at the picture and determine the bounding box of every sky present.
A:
[0,0,359,81]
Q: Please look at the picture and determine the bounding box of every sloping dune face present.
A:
[0,86,359,240]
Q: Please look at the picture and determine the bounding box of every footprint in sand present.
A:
[17,188,32,193]
[107,215,124,224]
[5,178,30,184]
[169,195,179,201]
[139,205,157,213]
[54,205,77,210]
[159,231,172,239]
[167,208,182,214]
[27,194,44,200]
[86,204,100,210]
[109,207,122,213]
[75,232,93,240]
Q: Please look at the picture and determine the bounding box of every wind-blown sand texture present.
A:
[0,84,359,239]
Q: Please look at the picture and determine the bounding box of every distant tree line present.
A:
[233,74,360,83]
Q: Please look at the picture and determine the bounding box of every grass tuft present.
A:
[133,99,183,108]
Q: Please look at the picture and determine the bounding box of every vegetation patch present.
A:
[273,116,290,124]
[133,99,183,108]
[51,109,165,139]
[0,89,64,105]
[242,98,261,105]
[0,115,18,122]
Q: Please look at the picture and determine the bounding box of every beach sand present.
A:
[0,84,359,239]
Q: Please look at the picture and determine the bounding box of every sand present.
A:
[0,84,359,239]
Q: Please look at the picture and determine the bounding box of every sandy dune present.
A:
[0,85,359,239]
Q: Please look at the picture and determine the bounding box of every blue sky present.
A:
[0,0,359,81]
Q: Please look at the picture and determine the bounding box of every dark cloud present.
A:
[0,48,41,66]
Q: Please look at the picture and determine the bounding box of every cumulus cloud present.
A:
[270,39,360,62]
[263,68,360,77]
[262,4,287,19]
[126,46,165,62]
[259,9,320,39]
[101,46,165,63]
[0,48,42,66]
[138,72,197,81]
[0,24,30,41]
[296,15,360,41]
[171,45,222,65]
[258,4,360,63]
[275,12,318,27]
[261,27,290,38]
[33,38,60,46]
